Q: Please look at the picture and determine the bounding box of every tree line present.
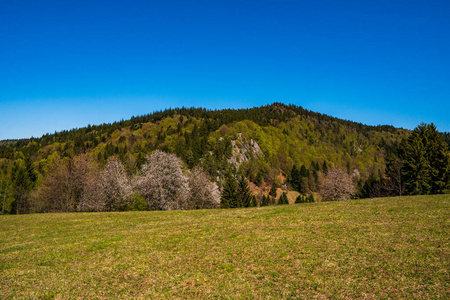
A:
[2,150,221,214]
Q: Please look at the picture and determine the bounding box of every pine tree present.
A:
[237,176,252,207]
[220,171,238,208]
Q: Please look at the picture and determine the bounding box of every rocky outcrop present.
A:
[228,133,263,167]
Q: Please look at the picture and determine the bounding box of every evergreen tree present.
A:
[359,172,379,198]
[322,161,328,174]
[11,160,32,214]
[424,124,450,193]
[220,171,239,208]
[278,192,289,205]
[269,182,277,198]
[237,176,252,207]
[399,125,432,195]
[300,165,309,177]
[288,165,301,191]
[295,194,306,203]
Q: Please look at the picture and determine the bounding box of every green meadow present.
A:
[1,195,449,299]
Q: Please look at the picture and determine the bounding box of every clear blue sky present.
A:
[1,0,449,140]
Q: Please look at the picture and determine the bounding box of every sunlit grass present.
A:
[1,195,449,298]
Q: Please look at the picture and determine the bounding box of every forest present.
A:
[0,103,449,214]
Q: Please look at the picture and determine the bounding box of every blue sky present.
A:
[1,0,449,140]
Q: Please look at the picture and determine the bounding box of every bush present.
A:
[127,194,147,211]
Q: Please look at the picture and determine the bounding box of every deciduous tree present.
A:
[98,157,131,211]
[134,150,188,210]
[319,167,356,201]
[185,167,220,210]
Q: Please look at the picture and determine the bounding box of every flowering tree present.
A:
[185,167,220,210]
[98,157,131,211]
[134,150,188,210]
[319,167,356,201]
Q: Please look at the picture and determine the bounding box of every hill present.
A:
[1,195,448,298]
[1,104,405,170]
[1,103,449,214]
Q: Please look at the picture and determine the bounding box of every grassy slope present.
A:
[1,195,449,299]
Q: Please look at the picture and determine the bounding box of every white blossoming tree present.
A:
[134,150,188,210]
[98,157,131,211]
[185,167,220,210]
[319,167,356,201]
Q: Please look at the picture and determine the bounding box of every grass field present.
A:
[1,195,449,299]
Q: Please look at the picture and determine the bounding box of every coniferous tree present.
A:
[269,182,277,198]
[295,194,305,204]
[237,175,252,207]
[425,124,450,193]
[288,165,301,191]
[24,157,37,189]
[220,171,239,208]
[399,125,432,195]
[359,172,379,198]
[278,192,289,205]
[11,160,32,214]
[300,165,309,177]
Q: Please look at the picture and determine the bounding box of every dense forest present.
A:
[1,103,449,214]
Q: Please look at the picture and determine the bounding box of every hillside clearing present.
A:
[1,195,449,299]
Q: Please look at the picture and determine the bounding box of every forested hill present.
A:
[1,103,404,176]
[1,103,449,214]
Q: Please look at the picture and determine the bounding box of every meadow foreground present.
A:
[1,195,449,299]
